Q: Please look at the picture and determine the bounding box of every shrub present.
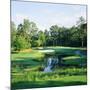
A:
[14,36,31,51]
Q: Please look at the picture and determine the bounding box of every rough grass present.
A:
[11,75,87,89]
[11,67,87,86]
[11,46,87,89]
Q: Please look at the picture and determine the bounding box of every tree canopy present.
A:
[11,16,87,51]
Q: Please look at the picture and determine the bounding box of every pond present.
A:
[43,50,87,72]
[44,56,58,72]
[43,53,69,72]
[11,48,87,73]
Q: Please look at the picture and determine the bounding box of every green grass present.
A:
[11,50,44,61]
[12,75,87,89]
[11,67,87,82]
[11,67,87,89]
[11,50,45,70]
[11,46,87,89]
[62,56,87,66]
[33,46,87,56]
[34,46,87,50]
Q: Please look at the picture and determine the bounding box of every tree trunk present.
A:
[56,40,57,46]
[55,40,57,46]
[53,39,55,46]
[82,41,83,47]
[81,39,84,47]
[53,40,54,46]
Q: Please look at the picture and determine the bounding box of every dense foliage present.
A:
[11,16,87,51]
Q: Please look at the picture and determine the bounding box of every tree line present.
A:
[11,16,87,51]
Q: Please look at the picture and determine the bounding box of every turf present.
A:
[11,75,87,89]
[11,46,87,89]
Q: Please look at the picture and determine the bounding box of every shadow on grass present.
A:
[11,80,87,90]
[11,57,41,65]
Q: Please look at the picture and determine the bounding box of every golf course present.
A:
[11,47,87,89]
[11,1,87,89]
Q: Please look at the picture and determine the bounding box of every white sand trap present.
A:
[38,50,55,53]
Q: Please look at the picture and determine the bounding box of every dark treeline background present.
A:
[11,16,87,51]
